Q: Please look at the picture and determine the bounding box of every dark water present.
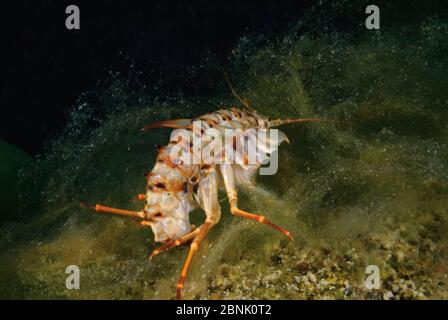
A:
[1,1,447,299]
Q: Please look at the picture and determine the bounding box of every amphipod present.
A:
[86,84,332,299]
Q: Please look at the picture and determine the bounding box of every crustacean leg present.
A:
[136,194,146,201]
[82,203,146,219]
[220,164,293,240]
[149,226,199,260]
[176,169,221,300]
[83,201,200,263]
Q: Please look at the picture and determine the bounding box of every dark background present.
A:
[0,0,316,155]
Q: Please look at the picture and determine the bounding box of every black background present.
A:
[1,0,315,155]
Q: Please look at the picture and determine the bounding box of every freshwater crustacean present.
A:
[87,81,331,299]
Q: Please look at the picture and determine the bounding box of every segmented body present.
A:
[91,103,328,299]
[144,107,288,243]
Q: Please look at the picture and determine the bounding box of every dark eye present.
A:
[154,212,163,217]
[155,183,166,189]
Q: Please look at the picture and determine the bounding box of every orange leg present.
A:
[220,164,293,241]
[230,207,293,240]
[140,220,152,227]
[176,168,221,299]
[149,227,199,260]
[137,194,146,201]
[82,202,146,219]
[176,220,215,300]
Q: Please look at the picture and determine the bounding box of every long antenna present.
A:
[223,70,252,111]
[269,118,343,127]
